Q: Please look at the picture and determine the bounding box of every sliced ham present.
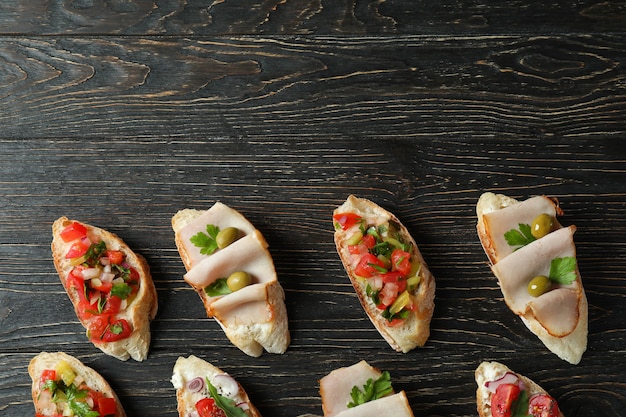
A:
[320,360,384,417]
[178,202,257,269]
[183,230,275,289]
[210,283,272,325]
[481,195,560,262]
[491,226,581,337]
[334,392,414,417]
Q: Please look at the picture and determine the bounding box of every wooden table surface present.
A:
[1,2,625,417]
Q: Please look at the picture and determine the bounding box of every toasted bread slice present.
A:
[475,361,564,417]
[319,360,414,417]
[51,217,158,361]
[29,351,126,417]
[172,204,290,357]
[171,355,262,417]
[476,192,587,364]
[333,195,436,353]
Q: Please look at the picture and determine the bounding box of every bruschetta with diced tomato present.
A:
[333,195,436,353]
[319,360,414,417]
[29,351,126,417]
[51,217,158,361]
[172,203,290,357]
[475,361,564,417]
[476,192,588,364]
[171,355,262,417]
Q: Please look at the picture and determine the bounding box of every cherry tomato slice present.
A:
[333,212,362,230]
[529,393,560,417]
[491,383,521,417]
[196,398,227,417]
[101,318,132,342]
[60,222,88,243]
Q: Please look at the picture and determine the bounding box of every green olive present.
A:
[527,275,552,297]
[531,213,554,239]
[226,271,252,292]
[216,227,240,249]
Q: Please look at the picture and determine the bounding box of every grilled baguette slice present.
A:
[171,355,262,417]
[333,195,436,353]
[51,217,158,361]
[172,204,290,357]
[475,361,564,417]
[29,351,126,417]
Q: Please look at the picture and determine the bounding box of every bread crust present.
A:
[475,192,587,364]
[51,217,158,361]
[29,351,127,417]
[171,205,290,357]
[475,361,564,417]
[171,355,262,417]
[333,195,436,352]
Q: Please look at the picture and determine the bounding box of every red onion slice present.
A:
[484,372,519,393]
[213,374,239,398]
[186,377,205,393]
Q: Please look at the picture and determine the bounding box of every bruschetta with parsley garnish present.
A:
[51,217,157,361]
[29,351,126,417]
[171,355,262,417]
[172,203,290,357]
[333,195,436,353]
[475,361,564,417]
[319,360,414,417]
[476,192,588,364]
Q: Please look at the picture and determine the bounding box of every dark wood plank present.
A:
[0,138,625,416]
[1,0,625,35]
[0,35,624,139]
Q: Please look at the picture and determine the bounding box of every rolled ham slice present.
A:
[210,282,272,325]
[334,393,414,417]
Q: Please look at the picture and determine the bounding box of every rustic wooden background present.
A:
[1,1,625,417]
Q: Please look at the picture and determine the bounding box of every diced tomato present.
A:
[491,383,521,417]
[104,250,124,265]
[90,279,113,293]
[381,271,407,293]
[67,270,86,301]
[88,315,112,341]
[40,369,56,385]
[354,254,387,278]
[65,239,91,259]
[528,393,560,417]
[100,294,122,315]
[128,266,140,283]
[101,318,132,342]
[361,234,376,248]
[391,249,411,276]
[333,212,362,230]
[379,282,400,308]
[97,396,118,417]
[60,222,88,243]
[196,397,226,417]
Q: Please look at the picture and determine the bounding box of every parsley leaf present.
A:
[111,282,132,299]
[206,378,248,417]
[549,256,577,284]
[204,278,233,297]
[511,389,532,417]
[190,224,220,255]
[504,223,536,250]
[347,371,393,408]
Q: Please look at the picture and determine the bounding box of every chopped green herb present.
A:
[190,224,221,255]
[511,389,532,417]
[111,282,132,299]
[44,380,99,417]
[549,256,577,284]
[109,322,124,335]
[504,223,536,249]
[347,371,393,408]
[204,278,233,297]
[206,378,249,417]
[85,241,107,266]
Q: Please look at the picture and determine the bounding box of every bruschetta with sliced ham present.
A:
[333,195,436,353]
[319,360,414,417]
[171,355,262,417]
[172,203,290,357]
[476,192,588,364]
[475,361,563,417]
[51,217,158,362]
[29,351,126,417]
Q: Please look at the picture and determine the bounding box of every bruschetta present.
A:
[172,203,290,357]
[51,217,158,361]
[332,195,436,353]
[171,355,262,417]
[475,361,564,417]
[319,360,414,417]
[29,351,126,417]
[476,192,588,364]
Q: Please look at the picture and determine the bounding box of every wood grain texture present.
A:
[0,138,625,417]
